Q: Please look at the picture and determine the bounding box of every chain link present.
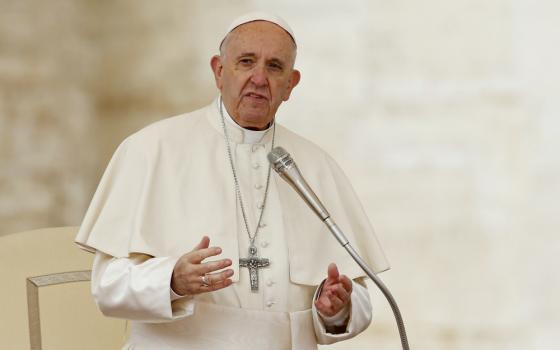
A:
[218,96,275,245]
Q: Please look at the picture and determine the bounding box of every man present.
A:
[76,12,389,350]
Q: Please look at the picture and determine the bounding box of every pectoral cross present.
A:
[239,244,270,291]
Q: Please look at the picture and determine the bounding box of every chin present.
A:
[239,119,269,130]
[239,111,270,128]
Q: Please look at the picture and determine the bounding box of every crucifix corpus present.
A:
[239,245,270,291]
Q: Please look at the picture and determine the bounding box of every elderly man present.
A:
[76,12,389,350]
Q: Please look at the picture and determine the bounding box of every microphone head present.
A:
[268,146,330,220]
[268,146,294,173]
[267,146,289,163]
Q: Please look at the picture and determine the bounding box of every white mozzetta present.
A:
[78,99,389,348]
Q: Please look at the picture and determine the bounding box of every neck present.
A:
[220,99,274,144]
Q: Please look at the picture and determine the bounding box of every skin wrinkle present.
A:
[212,20,353,319]
[211,21,300,130]
[171,19,354,322]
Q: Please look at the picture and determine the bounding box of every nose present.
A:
[250,66,268,87]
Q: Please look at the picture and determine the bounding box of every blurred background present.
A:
[1,0,559,349]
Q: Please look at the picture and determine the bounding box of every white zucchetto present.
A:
[220,11,296,48]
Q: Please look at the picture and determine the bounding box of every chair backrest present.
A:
[0,227,126,350]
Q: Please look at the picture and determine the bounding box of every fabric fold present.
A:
[76,100,388,291]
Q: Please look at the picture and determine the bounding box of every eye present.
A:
[239,58,254,66]
[268,62,283,71]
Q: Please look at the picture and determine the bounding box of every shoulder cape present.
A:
[75,102,390,286]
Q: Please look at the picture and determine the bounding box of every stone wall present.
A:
[0,0,253,233]
[1,0,558,349]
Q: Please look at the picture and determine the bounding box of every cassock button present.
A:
[266,279,274,287]
[258,222,267,228]
[266,300,275,307]
[260,241,269,248]
[253,163,260,169]
[254,184,263,190]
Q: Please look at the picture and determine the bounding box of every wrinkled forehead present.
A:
[219,12,296,50]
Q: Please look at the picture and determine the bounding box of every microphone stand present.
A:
[324,217,410,350]
[268,147,410,350]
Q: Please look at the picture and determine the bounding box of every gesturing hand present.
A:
[315,263,353,317]
[171,236,233,296]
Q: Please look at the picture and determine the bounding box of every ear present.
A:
[210,55,223,90]
[282,69,301,101]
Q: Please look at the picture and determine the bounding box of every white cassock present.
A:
[75,98,390,350]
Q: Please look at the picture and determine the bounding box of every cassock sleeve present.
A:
[311,279,372,344]
[91,251,195,322]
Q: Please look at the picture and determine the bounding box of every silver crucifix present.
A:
[239,244,270,291]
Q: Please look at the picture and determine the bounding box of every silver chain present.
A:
[218,96,275,245]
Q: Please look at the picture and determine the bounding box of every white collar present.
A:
[222,101,273,144]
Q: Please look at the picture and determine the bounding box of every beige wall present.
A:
[1,0,558,349]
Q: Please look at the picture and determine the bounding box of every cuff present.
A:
[312,278,372,344]
[312,279,351,333]
[317,303,350,327]
[167,257,195,319]
[170,285,188,301]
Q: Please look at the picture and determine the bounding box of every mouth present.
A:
[244,92,268,101]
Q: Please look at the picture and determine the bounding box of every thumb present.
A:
[192,235,210,251]
[327,263,339,282]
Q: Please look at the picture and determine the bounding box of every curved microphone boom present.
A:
[268,146,410,350]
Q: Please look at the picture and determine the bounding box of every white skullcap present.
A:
[220,11,296,49]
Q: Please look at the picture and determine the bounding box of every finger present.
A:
[327,263,339,282]
[204,269,234,285]
[329,283,350,304]
[187,268,234,285]
[324,280,351,298]
[339,275,353,293]
[188,246,223,263]
[318,293,333,309]
[321,284,350,311]
[315,298,331,314]
[315,296,335,316]
[326,290,345,311]
[195,258,233,274]
[315,299,329,314]
[204,278,233,292]
[192,236,210,251]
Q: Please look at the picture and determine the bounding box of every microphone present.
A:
[267,146,410,350]
[267,147,329,220]
[267,146,349,246]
